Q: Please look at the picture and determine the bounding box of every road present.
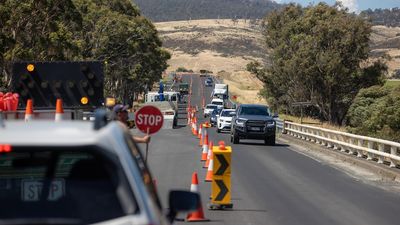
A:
[141,74,400,225]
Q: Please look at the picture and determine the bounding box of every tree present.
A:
[347,85,400,142]
[73,0,170,103]
[250,3,387,125]
[0,0,83,89]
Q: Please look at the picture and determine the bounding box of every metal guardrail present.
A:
[275,119,284,132]
[284,121,400,168]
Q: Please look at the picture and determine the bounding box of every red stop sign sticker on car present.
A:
[135,105,164,134]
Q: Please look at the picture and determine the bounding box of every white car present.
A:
[204,104,218,118]
[211,98,224,109]
[0,111,198,225]
[217,109,236,133]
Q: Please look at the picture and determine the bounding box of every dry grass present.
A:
[156,19,400,119]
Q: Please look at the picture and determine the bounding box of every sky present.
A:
[273,0,400,12]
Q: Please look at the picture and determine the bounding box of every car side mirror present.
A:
[167,190,200,223]
[273,113,279,118]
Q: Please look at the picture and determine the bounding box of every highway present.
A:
[140,74,400,225]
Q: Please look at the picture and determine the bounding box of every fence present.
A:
[283,121,400,168]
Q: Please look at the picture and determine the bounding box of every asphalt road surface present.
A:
[142,74,400,225]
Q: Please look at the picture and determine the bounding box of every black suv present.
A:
[230,104,276,145]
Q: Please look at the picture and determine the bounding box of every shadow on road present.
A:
[235,141,289,147]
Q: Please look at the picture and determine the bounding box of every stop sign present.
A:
[135,105,164,134]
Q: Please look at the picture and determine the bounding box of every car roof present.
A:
[0,121,124,147]
[211,98,224,102]
[221,109,235,112]
[206,104,217,107]
[240,104,268,108]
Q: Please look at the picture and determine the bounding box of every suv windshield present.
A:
[221,111,236,117]
[206,105,217,109]
[212,101,223,106]
[0,147,136,224]
[240,106,270,116]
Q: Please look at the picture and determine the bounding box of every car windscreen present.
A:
[0,146,137,224]
[212,101,223,106]
[221,111,236,117]
[206,105,218,109]
[240,106,270,116]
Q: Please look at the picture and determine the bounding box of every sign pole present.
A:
[145,127,150,164]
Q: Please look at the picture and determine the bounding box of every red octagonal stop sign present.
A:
[135,105,164,134]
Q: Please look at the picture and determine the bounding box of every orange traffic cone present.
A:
[201,133,209,161]
[197,125,202,139]
[193,123,198,136]
[187,172,209,222]
[204,141,213,168]
[24,99,34,122]
[205,155,213,182]
[55,99,64,121]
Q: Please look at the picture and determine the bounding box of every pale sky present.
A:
[273,0,400,12]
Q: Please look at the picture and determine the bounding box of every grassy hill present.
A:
[155,19,400,104]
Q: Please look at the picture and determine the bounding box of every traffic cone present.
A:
[55,99,64,121]
[24,99,34,122]
[187,172,209,222]
[193,122,198,136]
[197,125,202,139]
[205,156,213,182]
[201,133,209,161]
[204,141,213,168]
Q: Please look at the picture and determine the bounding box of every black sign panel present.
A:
[11,61,104,109]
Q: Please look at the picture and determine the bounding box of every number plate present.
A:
[21,179,65,201]
[249,127,261,131]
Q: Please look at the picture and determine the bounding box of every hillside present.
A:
[134,0,281,22]
[155,19,400,104]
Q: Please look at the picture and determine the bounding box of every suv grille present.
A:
[246,120,266,127]
[246,120,266,132]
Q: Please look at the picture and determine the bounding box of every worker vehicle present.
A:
[11,61,104,110]
[230,104,276,145]
[139,101,178,129]
[217,109,236,133]
[0,112,198,224]
[203,104,218,118]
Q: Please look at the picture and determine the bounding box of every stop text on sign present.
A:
[135,105,164,134]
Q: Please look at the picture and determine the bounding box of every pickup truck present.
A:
[230,104,276,145]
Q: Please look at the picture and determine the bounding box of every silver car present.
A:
[0,112,198,225]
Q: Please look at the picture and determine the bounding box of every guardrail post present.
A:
[377,144,384,164]
[339,135,346,152]
[321,131,326,146]
[327,133,332,148]
[367,141,374,160]
[389,146,397,168]
[348,138,355,155]
[333,134,339,150]
[315,130,320,144]
[357,139,364,158]
[301,127,306,140]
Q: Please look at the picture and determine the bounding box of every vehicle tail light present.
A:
[164,111,174,116]
[0,144,12,153]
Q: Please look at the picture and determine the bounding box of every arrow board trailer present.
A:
[139,101,177,129]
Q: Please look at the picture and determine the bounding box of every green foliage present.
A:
[134,0,281,22]
[347,85,400,142]
[176,67,191,72]
[250,3,387,125]
[0,0,170,103]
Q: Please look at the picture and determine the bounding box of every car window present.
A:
[212,101,223,106]
[206,105,217,109]
[221,111,236,117]
[240,106,270,116]
[0,147,137,224]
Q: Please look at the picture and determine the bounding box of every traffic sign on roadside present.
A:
[135,105,164,134]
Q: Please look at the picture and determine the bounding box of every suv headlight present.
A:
[267,120,275,127]
[235,119,246,126]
